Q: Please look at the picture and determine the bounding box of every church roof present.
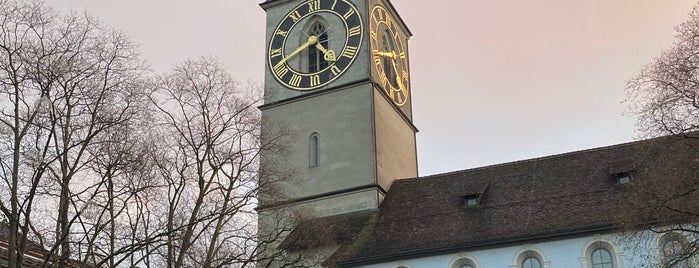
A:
[331,133,699,266]
[278,210,375,251]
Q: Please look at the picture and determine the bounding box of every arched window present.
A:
[451,256,478,268]
[591,248,613,268]
[381,29,398,88]
[582,238,621,268]
[514,247,547,268]
[661,233,690,268]
[522,257,542,268]
[308,22,329,72]
[309,133,320,167]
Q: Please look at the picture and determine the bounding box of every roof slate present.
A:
[332,133,699,266]
[279,210,375,251]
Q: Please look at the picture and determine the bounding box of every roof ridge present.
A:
[397,133,690,184]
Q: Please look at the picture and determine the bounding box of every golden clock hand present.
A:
[390,58,406,92]
[275,35,318,68]
[374,50,396,59]
[315,43,336,62]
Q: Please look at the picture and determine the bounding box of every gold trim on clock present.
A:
[370,4,409,106]
[267,0,364,91]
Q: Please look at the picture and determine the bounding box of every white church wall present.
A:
[354,232,671,268]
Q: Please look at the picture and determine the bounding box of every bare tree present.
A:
[627,6,699,138]
[0,1,305,267]
[0,0,152,266]
[623,4,699,267]
[147,57,301,268]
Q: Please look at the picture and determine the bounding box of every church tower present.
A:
[258,0,416,222]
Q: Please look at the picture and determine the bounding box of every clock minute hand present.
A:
[390,58,406,92]
[276,35,318,67]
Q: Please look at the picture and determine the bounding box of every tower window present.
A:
[308,22,329,73]
[309,133,320,167]
[381,29,398,88]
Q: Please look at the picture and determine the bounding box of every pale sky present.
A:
[53,0,697,176]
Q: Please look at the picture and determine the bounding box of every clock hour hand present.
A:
[373,50,396,59]
[276,35,318,67]
[315,43,336,62]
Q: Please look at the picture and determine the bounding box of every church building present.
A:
[257,0,699,267]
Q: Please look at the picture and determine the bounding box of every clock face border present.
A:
[267,0,364,91]
[369,4,410,106]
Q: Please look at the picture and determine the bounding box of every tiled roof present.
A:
[0,222,87,267]
[279,210,375,251]
[0,221,46,253]
[331,133,699,266]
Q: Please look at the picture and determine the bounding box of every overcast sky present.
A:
[53,0,697,176]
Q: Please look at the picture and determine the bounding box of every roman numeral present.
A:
[273,63,288,77]
[289,10,302,22]
[343,9,355,20]
[348,26,361,37]
[270,48,282,58]
[370,30,377,41]
[307,0,320,12]
[374,55,381,66]
[310,75,320,87]
[402,70,409,80]
[379,72,388,87]
[394,91,404,103]
[399,52,405,59]
[385,15,392,28]
[342,46,358,58]
[331,65,341,76]
[275,30,288,37]
[289,74,302,87]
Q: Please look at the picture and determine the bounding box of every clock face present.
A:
[267,0,364,91]
[370,5,409,106]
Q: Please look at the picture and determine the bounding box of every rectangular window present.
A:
[610,172,632,185]
[309,47,318,72]
[463,195,479,207]
[617,175,631,184]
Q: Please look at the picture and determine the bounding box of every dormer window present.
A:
[611,172,632,185]
[461,183,489,208]
[617,175,631,184]
[463,194,479,207]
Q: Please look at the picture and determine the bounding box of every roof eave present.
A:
[335,224,618,267]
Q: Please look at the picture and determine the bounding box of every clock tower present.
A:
[258,0,416,230]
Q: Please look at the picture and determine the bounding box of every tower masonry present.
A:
[258,0,417,220]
